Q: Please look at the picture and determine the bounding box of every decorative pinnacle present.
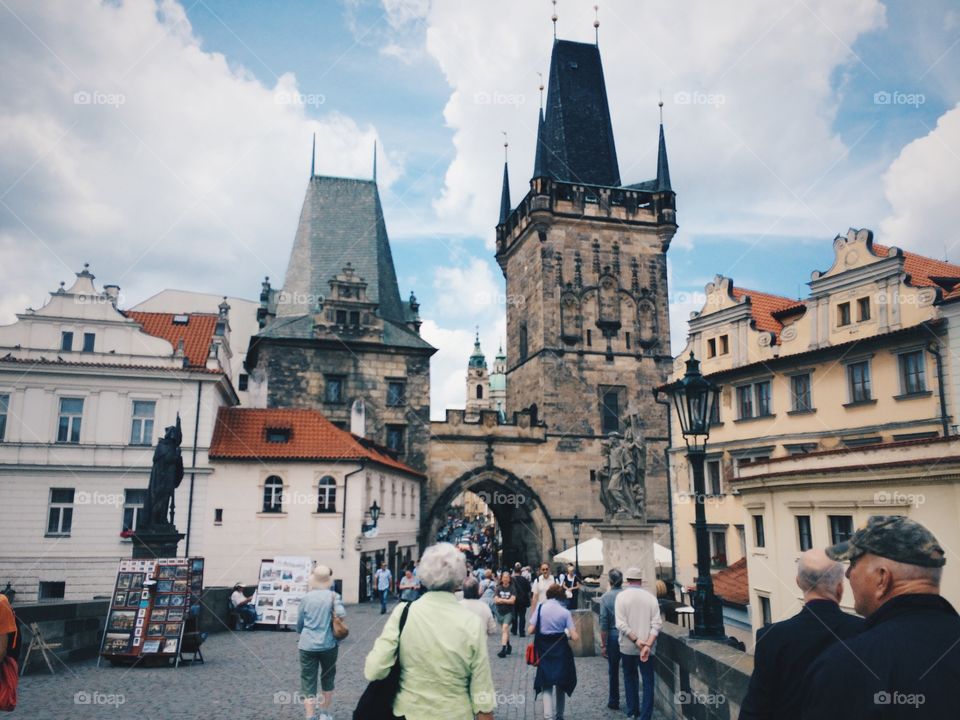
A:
[537,71,544,109]
[552,0,557,39]
[658,90,664,123]
[594,4,599,44]
[502,131,508,162]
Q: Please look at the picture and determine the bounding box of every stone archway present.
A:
[423,465,558,568]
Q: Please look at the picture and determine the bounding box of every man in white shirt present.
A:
[459,576,498,635]
[374,562,392,615]
[529,562,554,612]
[615,567,662,720]
[230,582,257,630]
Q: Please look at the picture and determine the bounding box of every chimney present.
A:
[103,285,120,307]
[350,398,366,438]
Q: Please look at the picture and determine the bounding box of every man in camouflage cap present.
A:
[802,515,960,719]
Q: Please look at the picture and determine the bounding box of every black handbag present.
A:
[353,602,412,720]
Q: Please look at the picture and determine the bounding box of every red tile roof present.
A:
[709,557,749,606]
[209,407,424,477]
[873,243,960,301]
[0,355,221,374]
[125,311,219,368]
[730,287,805,342]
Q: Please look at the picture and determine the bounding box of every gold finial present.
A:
[552,0,558,39]
[537,71,544,109]
[594,5,599,45]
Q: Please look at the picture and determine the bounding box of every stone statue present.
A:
[143,415,184,529]
[598,414,647,522]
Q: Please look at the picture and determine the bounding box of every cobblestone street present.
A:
[19,600,668,719]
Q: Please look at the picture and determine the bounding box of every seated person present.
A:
[230,583,257,630]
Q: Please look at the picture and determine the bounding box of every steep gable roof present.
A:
[730,287,805,342]
[873,243,960,290]
[125,311,218,368]
[209,407,423,477]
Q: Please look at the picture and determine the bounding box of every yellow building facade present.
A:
[667,228,959,638]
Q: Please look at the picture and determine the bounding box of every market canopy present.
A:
[552,537,672,567]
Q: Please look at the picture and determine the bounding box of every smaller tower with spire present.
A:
[489,343,507,420]
[465,329,492,421]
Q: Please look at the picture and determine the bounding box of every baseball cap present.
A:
[826,515,945,568]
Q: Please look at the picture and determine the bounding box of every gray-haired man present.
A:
[739,548,863,720]
[599,568,625,710]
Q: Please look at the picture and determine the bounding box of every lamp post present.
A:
[362,501,381,534]
[654,352,725,639]
[571,514,583,578]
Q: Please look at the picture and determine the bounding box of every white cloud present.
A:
[0,0,400,323]
[879,103,960,259]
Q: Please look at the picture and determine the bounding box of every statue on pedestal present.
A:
[143,415,184,530]
[599,414,647,522]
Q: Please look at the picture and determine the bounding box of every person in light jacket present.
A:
[296,566,346,720]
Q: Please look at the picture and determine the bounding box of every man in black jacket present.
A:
[739,548,863,720]
[511,563,531,636]
[802,515,959,719]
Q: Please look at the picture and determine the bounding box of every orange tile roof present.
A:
[873,243,960,290]
[125,311,219,368]
[710,557,749,606]
[0,355,221,374]
[730,287,805,342]
[209,407,424,477]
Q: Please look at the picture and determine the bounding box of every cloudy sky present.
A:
[1,0,958,417]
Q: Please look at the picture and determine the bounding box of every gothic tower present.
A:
[495,38,675,518]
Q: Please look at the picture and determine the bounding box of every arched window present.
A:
[262,476,283,513]
[476,384,484,399]
[317,476,336,513]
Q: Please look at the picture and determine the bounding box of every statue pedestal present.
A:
[595,521,657,592]
[131,528,184,559]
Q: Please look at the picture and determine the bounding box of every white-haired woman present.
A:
[364,543,496,720]
[296,566,346,720]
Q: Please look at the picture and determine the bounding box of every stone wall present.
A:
[13,600,110,671]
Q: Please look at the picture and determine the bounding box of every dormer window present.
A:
[173,314,189,325]
[265,427,291,443]
[335,310,347,325]
[60,331,74,351]
[349,311,360,326]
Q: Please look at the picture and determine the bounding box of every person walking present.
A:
[479,568,496,611]
[528,583,578,720]
[460,576,498,635]
[530,563,553,613]
[511,563,531,637]
[374,561,392,615]
[598,568,625,710]
[615,567,662,720]
[558,563,582,610]
[296,566,346,720]
[364,543,495,720]
[494,570,516,657]
[802,516,960,719]
[740,549,863,720]
[399,568,420,602]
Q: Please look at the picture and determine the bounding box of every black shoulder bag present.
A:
[353,602,412,720]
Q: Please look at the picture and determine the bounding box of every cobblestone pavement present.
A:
[20,600,667,719]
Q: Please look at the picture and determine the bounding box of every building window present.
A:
[262,476,283,513]
[797,515,813,551]
[733,452,771,477]
[0,394,8,441]
[47,488,74,536]
[518,323,528,362]
[335,309,347,325]
[759,596,772,627]
[837,302,851,327]
[755,381,771,416]
[829,515,853,545]
[847,361,872,403]
[265,427,291,443]
[753,514,766,548]
[737,525,747,557]
[60,331,74,351]
[57,398,83,443]
[130,400,155,445]
[709,398,720,425]
[387,381,406,406]
[317,476,336,513]
[475,384,483,400]
[899,351,926,395]
[710,530,727,568]
[791,373,812,412]
[122,489,146,532]
[586,329,592,346]
[386,425,406,455]
[706,458,722,495]
[737,385,753,419]
[39,581,66,600]
[214,508,223,524]
[720,335,729,354]
[324,376,345,404]
[600,387,621,434]
[82,332,95,352]
[737,381,772,419]
[707,338,717,358]
[625,332,631,349]
[238,374,249,391]
[857,297,871,322]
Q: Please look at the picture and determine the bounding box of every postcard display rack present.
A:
[254,556,312,627]
[99,557,203,667]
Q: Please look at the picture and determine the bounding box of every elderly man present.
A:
[802,516,960,719]
[599,568,625,710]
[739,549,863,720]
[615,567,662,720]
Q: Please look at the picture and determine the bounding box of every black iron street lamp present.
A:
[570,514,583,577]
[362,501,381,533]
[654,352,725,639]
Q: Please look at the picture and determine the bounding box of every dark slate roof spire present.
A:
[310,133,316,178]
[656,104,672,192]
[372,140,377,182]
[499,135,511,225]
[538,39,620,186]
[532,107,548,179]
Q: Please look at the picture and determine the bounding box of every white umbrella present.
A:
[552,538,672,567]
